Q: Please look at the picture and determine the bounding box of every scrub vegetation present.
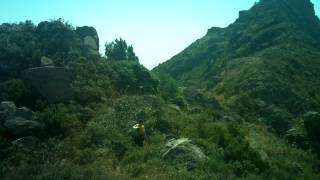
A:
[1,0,320,179]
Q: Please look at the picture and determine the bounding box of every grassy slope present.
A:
[2,93,320,179]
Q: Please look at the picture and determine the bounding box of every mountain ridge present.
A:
[153,0,320,144]
[154,0,320,80]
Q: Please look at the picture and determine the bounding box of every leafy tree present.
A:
[105,38,139,61]
[127,45,138,61]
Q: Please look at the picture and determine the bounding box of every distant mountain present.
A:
[155,0,320,80]
[154,0,320,135]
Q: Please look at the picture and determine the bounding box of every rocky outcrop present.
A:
[0,101,39,138]
[15,107,33,120]
[76,26,99,46]
[4,117,40,137]
[22,67,73,103]
[40,56,54,67]
[83,36,100,59]
[162,138,207,169]
[76,26,100,59]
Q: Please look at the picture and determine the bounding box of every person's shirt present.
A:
[133,123,146,138]
[139,124,146,138]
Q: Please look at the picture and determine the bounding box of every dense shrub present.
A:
[0,79,28,102]
[36,104,81,138]
[0,21,37,80]
[261,105,292,136]
[197,122,268,176]
[156,73,180,101]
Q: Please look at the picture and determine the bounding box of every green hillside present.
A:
[1,0,320,179]
[154,0,320,152]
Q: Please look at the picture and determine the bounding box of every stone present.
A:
[76,26,100,59]
[22,67,73,103]
[76,26,99,48]
[4,117,40,137]
[168,104,181,113]
[189,107,202,113]
[0,101,16,124]
[304,111,320,119]
[40,56,54,67]
[15,107,33,120]
[162,138,207,169]
[83,36,100,59]
[84,36,98,51]
[11,136,38,147]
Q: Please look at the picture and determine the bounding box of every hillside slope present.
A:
[154,0,320,142]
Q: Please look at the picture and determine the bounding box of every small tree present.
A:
[127,45,138,61]
[105,38,139,61]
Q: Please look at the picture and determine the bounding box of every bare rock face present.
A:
[76,26,100,59]
[0,101,39,139]
[83,36,100,59]
[22,66,73,103]
[76,26,99,47]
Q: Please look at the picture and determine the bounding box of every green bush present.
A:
[0,78,40,108]
[0,79,28,101]
[197,122,268,176]
[73,85,105,105]
[262,105,292,136]
[36,104,81,138]
[156,73,180,101]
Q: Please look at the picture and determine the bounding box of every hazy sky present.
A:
[1,0,319,69]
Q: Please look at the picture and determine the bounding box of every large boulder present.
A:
[22,67,73,103]
[4,117,40,137]
[40,56,54,67]
[84,36,98,51]
[83,36,100,58]
[76,26,99,47]
[0,101,16,124]
[76,26,100,59]
[15,107,33,120]
[162,138,207,169]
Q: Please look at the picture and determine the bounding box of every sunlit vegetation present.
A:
[1,0,320,179]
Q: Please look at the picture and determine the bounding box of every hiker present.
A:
[131,118,147,147]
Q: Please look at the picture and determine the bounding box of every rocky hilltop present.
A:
[154,0,320,145]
